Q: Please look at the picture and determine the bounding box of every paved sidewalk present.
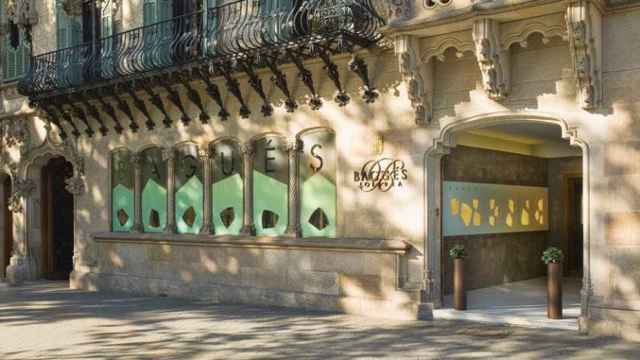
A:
[0,282,637,359]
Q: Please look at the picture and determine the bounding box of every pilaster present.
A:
[163,147,177,234]
[284,138,302,238]
[131,152,143,233]
[240,143,255,235]
[199,148,213,235]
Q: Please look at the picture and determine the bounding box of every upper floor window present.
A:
[2,2,31,81]
[56,0,116,49]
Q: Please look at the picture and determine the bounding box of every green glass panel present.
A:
[212,174,244,235]
[112,184,134,231]
[176,176,203,234]
[301,174,337,237]
[253,136,288,236]
[253,170,287,236]
[142,178,167,232]
[299,130,337,238]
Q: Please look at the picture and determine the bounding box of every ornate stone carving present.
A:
[0,118,31,155]
[500,13,565,50]
[396,35,431,125]
[472,19,510,100]
[6,0,39,28]
[8,178,34,213]
[61,0,84,16]
[388,0,411,23]
[65,176,85,195]
[566,0,602,110]
[425,0,452,8]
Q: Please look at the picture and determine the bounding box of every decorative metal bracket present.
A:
[139,79,172,128]
[194,65,230,121]
[111,90,139,133]
[176,71,209,124]
[66,98,95,137]
[349,55,379,103]
[266,53,297,113]
[160,76,191,126]
[241,59,273,117]
[318,50,350,106]
[76,94,108,136]
[94,91,124,134]
[288,50,322,110]
[124,83,156,131]
[49,100,81,138]
[217,62,251,119]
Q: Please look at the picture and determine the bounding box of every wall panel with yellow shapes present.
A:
[443,181,548,236]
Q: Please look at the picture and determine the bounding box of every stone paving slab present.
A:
[0,281,638,359]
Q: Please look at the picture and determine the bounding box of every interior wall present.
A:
[442,145,548,294]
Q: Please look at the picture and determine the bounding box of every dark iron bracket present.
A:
[110,90,139,133]
[216,62,250,119]
[76,94,109,136]
[160,76,191,126]
[123,83,156,131]
[349,55,379,104]
[194,65,230,121]
[139,79,172,128]
[288,50,322,110]
[318,49,350,106]
[93,89,125,134]
[265,53,297,113]
[176,71,209,124]
[240,60,273,117]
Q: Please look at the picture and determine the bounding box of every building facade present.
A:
[1,0,640,340]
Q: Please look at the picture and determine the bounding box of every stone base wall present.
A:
[71,235,421,320]
[588,307,640,342]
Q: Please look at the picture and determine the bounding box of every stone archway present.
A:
[423,111,591,332]
[6,126,85,284]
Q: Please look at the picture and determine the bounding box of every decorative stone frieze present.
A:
[0,118,31,155]
[425,0,452,8]
[64,176,85,196]
[388,0,412,24]
[566,0,602,110]
[472,19,510,100]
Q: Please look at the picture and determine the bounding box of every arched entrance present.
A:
[425,112,591,330]
[41,157,75,280]
[2,175,12,279]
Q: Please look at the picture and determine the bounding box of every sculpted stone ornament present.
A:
[65,176,86,196]
[6,0,39,28]
[8,178,35,213]
[388,0,411,23]
[472,19,510,101]
[396,35,430,125]
[566,1,602,110]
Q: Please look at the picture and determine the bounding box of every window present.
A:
[299,129,337,237]
[141,147,168,232]
[211,139,243,235]
[175,144,204,234]
[253,136,288,236]
[111,150,134,232]
[1,0,30,81]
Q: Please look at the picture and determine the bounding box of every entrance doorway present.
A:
[2,176,12,278]
[41,157,75,280]
[433,121,584,330]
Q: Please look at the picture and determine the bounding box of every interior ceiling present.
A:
[467,123,564,145]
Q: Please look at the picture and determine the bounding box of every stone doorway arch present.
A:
[6,127,85,284]
[424,111,591,332]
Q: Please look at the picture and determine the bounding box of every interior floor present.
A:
[435,277,581,331]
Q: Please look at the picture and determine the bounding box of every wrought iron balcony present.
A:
[19,0,384,99]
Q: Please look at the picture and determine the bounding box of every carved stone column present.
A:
[6,177,36,284]
[131,153,143,233]
[163,147,177,234]
[199,148,213,235]
[284,138,302,237]
[240,143,255,235]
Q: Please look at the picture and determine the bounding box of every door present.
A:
[42,157,75,280]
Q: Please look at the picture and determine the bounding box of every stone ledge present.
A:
[92,232,411,254]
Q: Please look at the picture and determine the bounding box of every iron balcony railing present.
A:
[19,0,384,98]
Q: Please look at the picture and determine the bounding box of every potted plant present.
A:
[450,244,467,311]
[542,247,563,319]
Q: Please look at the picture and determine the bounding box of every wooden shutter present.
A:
[56,0,82,48]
